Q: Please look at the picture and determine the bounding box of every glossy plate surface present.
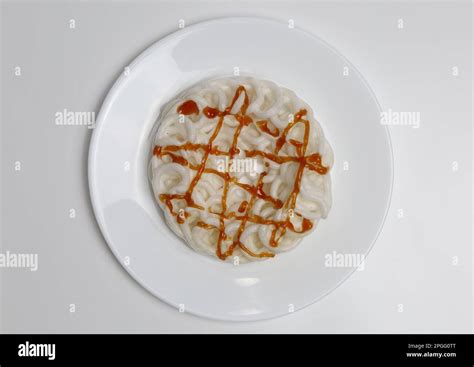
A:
[89,17,393,321]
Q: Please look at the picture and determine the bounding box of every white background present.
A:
[1,0,472,333]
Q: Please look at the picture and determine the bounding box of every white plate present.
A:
[89,17,393,321]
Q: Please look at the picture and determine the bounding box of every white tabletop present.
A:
[1,0,472,333]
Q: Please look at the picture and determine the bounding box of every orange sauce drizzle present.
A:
[153,85,329,260]
[177,100,199,115]
[256,120,280,137]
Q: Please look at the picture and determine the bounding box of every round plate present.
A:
[88,17,393,321]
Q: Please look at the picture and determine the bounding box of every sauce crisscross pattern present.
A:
[152,84,329,260]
